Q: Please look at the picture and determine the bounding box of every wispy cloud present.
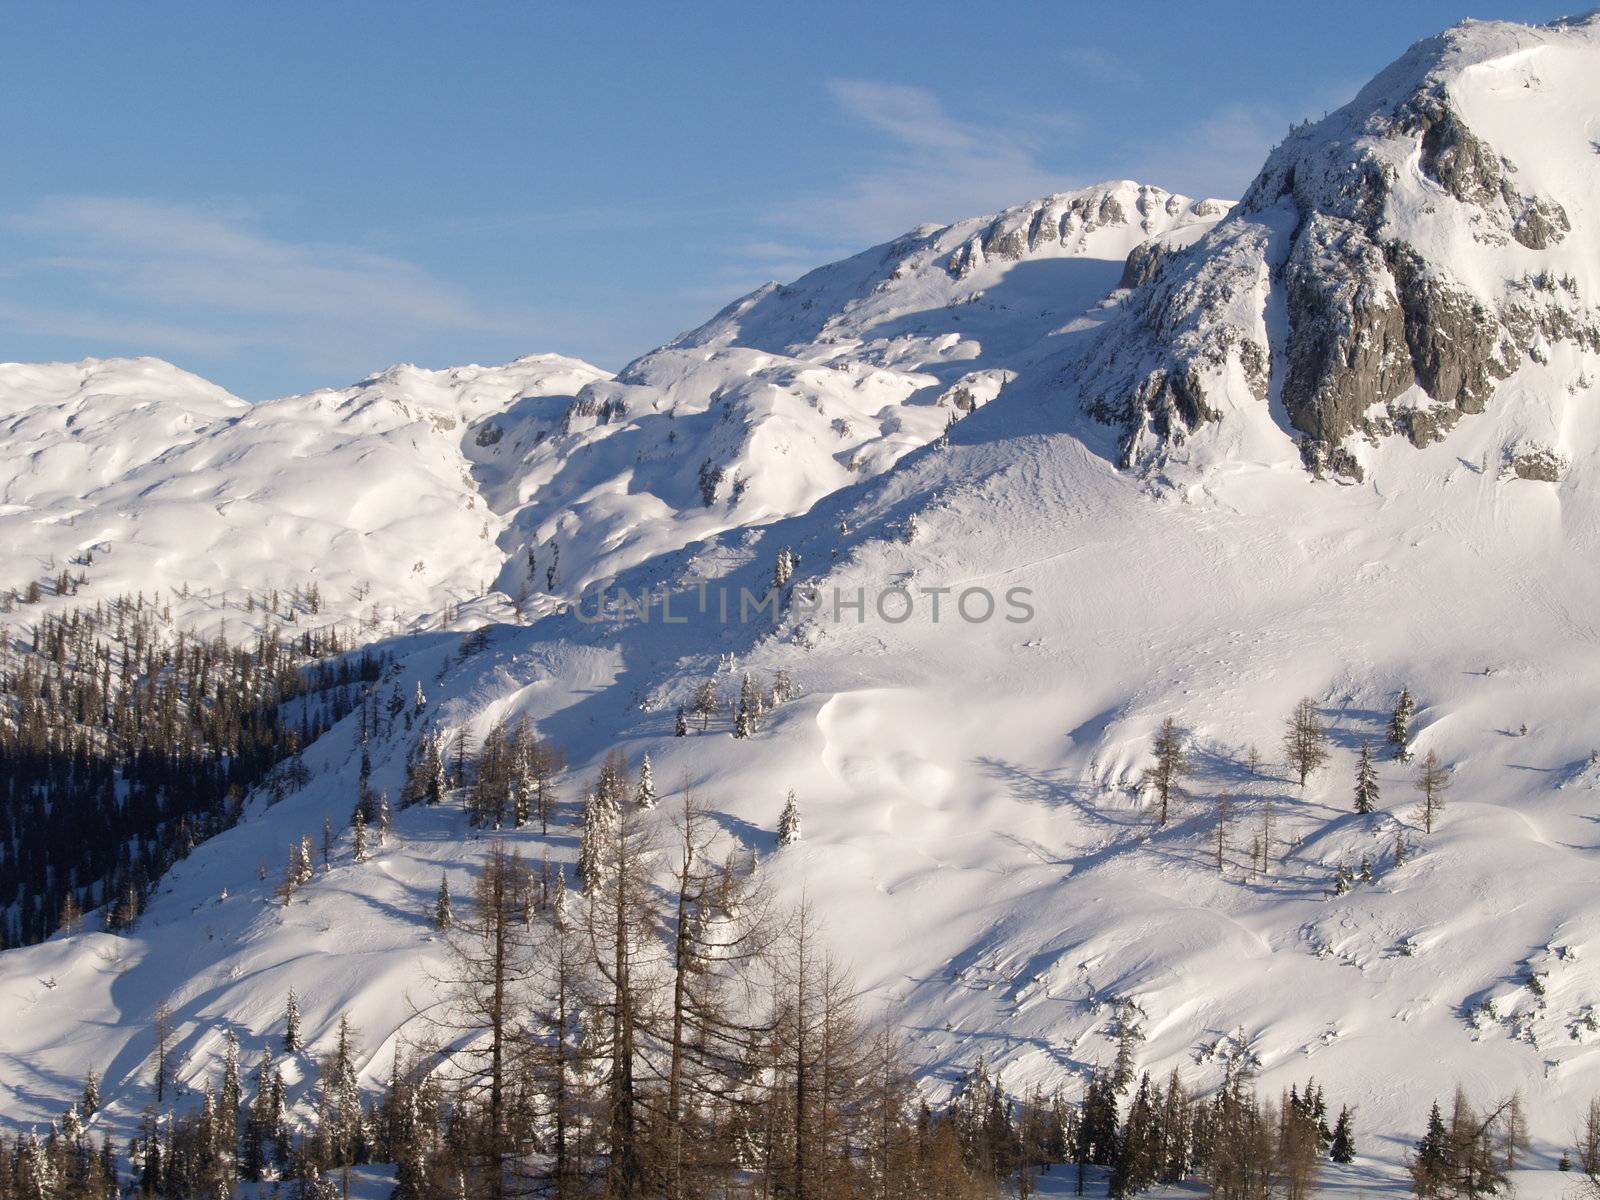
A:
[0,196,547,391]
[10,196,500,330]
[771,79,1083,244]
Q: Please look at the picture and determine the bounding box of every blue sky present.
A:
[0,2,1576,398]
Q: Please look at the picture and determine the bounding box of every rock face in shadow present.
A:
[1072,16,1600,477]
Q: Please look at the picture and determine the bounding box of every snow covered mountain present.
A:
[5,13,1600,1195]
[1073,13,1600,482]
[0,180,1223,637]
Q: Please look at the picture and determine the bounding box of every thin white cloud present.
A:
[771,79,1084,244]
[0,297,244,357]
[0,196,562,390]
[11,196,497,329]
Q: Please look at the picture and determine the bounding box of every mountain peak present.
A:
[1074,12,1600,480]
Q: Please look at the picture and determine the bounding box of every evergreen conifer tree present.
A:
[1354,743,1380,814]
[1390,687,1416,761]
[433,875,453,931]
[778,790,802,846]
[283,989,302,1053]
[635,754,657,810]
[1331,1105,1356,1163]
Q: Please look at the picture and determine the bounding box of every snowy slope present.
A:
[6,14,1600,1193]
[0,354,610,635]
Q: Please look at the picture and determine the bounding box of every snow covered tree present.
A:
[81,1068,100,1118]
[1415,749,1450,834]
[692,678,720,731]
[1109,999,1145,1094]
[1354,742,1380,814]
[773,545,794,590]
[1390,687,1416,761]
[674,705,688,737]
[318,1014,366,1170]
[1284,697,1331,787]
[770,668,795,707]
[1143,717,1188,825]
[634,753,657,809]
[511,744,534,828]
[351,807,369,862]
[732,672,761,739]
[778,789,802,846]
[578,780,620,892]
[276,836,315,905]
[283,989,302,1053]
[433,875,454,931]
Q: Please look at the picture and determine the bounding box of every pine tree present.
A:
[1390,687,1416,761]
[152,997,175,1103]
[511,746,534,828]
[1412,1101,1449,1199]
[578,786,618,891]
[283,989,302,1053]
[1331,1104,1356,1163]
[352,807,369,862]
[433,874,454,930]
[423,733,446,804]
[634,753,656,810]
[1415,749,1449,834]
[1354,743,1380,814]
[778,789,802,846]
[1284,698,1330,787]
[81,1069,100,1118]
[674,706,688,737]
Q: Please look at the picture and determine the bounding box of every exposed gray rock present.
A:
[1118,240,1168,291]
[1510,445,1566,481]
[1511,197,1570,249]
[1281,214,1415,442]
[1386,245,1507,415]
